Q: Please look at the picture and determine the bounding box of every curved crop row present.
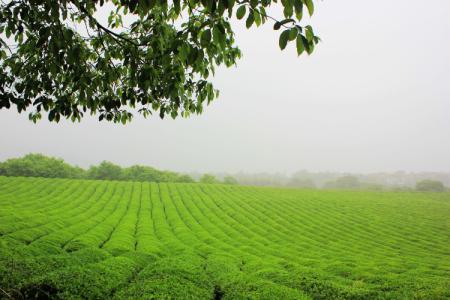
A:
[0,176,449,299]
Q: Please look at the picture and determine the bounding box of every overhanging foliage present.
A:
[0,0,319,123]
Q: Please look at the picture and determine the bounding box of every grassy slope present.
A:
[0,176,449,299]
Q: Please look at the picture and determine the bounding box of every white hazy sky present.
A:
[1,0,450,174]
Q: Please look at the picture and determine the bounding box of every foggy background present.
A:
[1,0,449,174]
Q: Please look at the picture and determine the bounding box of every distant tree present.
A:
[359,183,384,191]
[0,153,85,178]
[176,174,196,183]
[122,165,160,182]
[200,174,219,184]
[223,176,238,185]
[0,0,319,123]
[87,161,123,180]
[286,178,316,188]
[0,154,196,183]
[415,180,445,192]
[232,173,285,186]
[121,165,194,182]
[390,185,414,192]
[324,176,360,190]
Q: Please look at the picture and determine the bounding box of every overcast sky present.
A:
[1,0,449,174]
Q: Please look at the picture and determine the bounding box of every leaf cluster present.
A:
[0,0,319,123]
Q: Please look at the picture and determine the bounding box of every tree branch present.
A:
[72,3,139,47]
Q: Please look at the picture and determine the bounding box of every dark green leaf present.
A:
[227,0,236,9]
[200,29,211,47]
[236,5,246,20]
[294,0,303,20]
[296,34,304,55]
[289,28,297,41]
[303,0,314,16]
[305,25,314,41]
[279,29,290,50]
[246,11,254,28]
[254,10,261,26]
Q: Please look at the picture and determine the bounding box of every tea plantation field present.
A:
[0,176,449,299]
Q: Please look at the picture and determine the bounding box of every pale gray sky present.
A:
[1,0,450,174]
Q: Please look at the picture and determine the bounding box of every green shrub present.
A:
[21,256,139,299]
[0,154,195,183]
[220,273,310,300]
[200,174,219,184]
[223,176,239,185]
[114,253,214,299]
[415,179,446,192]
[0,153,85,178]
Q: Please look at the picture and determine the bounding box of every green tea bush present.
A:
[114,253,213,299]
[220,274,310,300]
[21,256,139,299]
[1,177,449,299]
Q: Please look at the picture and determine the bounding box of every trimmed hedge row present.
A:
[1,177,449,299]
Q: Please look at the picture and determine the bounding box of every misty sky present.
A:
[1,0,450,174]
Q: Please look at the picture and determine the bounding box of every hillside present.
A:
[0,176,449,299]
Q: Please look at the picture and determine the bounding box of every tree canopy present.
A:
[0,0,319,123]
[415,180,445,193]
[199,173,219,184]
[0,153,85,178]
[0,153,195,183]
[223,175,238,185]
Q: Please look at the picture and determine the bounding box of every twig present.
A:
[0,287,12,299]
[73,3,138,47]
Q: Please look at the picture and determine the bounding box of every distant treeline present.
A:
[0,154,236,185]
[220,172,449,192]
[1,154,446,191]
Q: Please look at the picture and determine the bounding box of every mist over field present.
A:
[1,0,450,175]
[1,0,450,299]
